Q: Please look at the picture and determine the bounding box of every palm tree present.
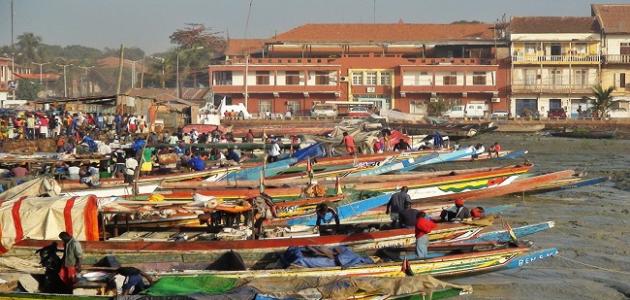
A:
[583,85,615,119]
[16,33,42,63]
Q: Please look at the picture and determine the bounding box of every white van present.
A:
[311,103,338,117]
[444,103,488,119]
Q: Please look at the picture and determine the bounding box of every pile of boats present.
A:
[0,136,607,299]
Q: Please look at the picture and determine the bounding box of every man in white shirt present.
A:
[267,139,281,163]
[125,156,138,183]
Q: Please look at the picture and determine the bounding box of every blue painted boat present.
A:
[347,153,439,177]
[287,193,391,226]
[504,247,558,269]
[465,221,555,243]
[397,148,474,173]
[225,158,298,181]
[498,149,528,160]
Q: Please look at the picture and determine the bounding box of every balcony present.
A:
[603,55,630,64]
[400,84,498,94]
[512,83,594,94]
[212,84,340,95]
[512,55,600,64]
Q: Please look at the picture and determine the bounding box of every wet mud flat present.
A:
[441,133,630,299]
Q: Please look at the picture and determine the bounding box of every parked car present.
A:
[548,108,567,119]
[347,106,372,118]
[490,111,509,119]
[311,104,338,118]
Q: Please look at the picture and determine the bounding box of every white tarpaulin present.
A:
[0,195,99,253]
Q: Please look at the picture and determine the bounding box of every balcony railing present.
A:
[512,55,600,63]
[512,83,595,93]
[603,54,630,64]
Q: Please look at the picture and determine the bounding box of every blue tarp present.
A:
[280,246,374,268]
[293,143,326,161]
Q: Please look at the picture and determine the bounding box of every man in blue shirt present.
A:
[226,148,240,163]
[189,153,207,171]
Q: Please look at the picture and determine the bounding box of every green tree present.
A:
[16,79,42,100]
[428,98,456,116]
[583,85,615,119]
[16,33,43,63]
[169,24,225,88]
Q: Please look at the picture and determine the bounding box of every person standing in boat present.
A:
[267,138,281,163]
[488,142,501,158]
[399,201,419,229]
[433,131,444,149]
[340,132,356,155]
[386,186,411,228]
[440,198,471,222]
[58,232,82,288]
[315,203,340,233]
[415,211,436,259]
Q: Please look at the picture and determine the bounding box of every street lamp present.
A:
[77,65,95,96]
[31,62,51,84]
[129,58,143,89]
[149,56,166,88]
[56,63,73,98]
[176,46,204,98]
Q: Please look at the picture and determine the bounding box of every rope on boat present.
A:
[556,254,630,275]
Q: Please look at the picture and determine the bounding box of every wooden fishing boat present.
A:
[152,164,533,203]
[549,130,616,139]
[154,246,557,279]
[495,123,546,133]
[2,224,454,266]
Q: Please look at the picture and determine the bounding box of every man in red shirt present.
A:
[340,132,356,155]
[415,211,436,259]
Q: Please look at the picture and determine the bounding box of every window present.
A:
[472,72,487,85]
[352,72,363,85]
[285,71,300,85]
[380,72,391,85]
[315,71,330,85]
[574,69,588,87]
[524,69,537,85]
[551,69,563,86]
[524,43,537,54]
[620,73,626,88]
[256,71,270,85]
[259,100,272,114]
[443,73,457,85]
[366,72,377,85]
[550,44,562,56]
[214,71,232,85]
[287,100,300,114]
[620,42,630,55]
[574,43,587,55]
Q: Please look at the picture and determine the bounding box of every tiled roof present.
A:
[510,17,599,34]
[125,88,210,101]
[225,39,266,55]
[13,73,61,81]
[272,23,496,43]
[592,4,630,34]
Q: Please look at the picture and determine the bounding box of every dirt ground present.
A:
[440,133,630,299]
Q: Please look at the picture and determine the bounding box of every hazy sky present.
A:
[1,0,628,54]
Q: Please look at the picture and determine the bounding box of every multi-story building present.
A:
[210,23,509,116]
[509,17,601,118]
[0,57,32,100]
[592,4,630,118]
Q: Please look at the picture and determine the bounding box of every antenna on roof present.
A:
[373,0,376,24]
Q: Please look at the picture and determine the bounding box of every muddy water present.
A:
[431,133,630,299]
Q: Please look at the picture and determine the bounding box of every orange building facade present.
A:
[209,23,510,116]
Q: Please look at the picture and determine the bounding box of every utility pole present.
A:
[373,0,376,24]
[140,56,145,88]
[116,45,125,95]
[243,0,254,110]
[57,63,73,98]
[10,0,15,99]
[31,62,50,84]
[149,56,165,88]
[78,65,95,96]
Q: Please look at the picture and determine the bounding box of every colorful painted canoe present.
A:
[6,221,552,268]
[155,246,558,279]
